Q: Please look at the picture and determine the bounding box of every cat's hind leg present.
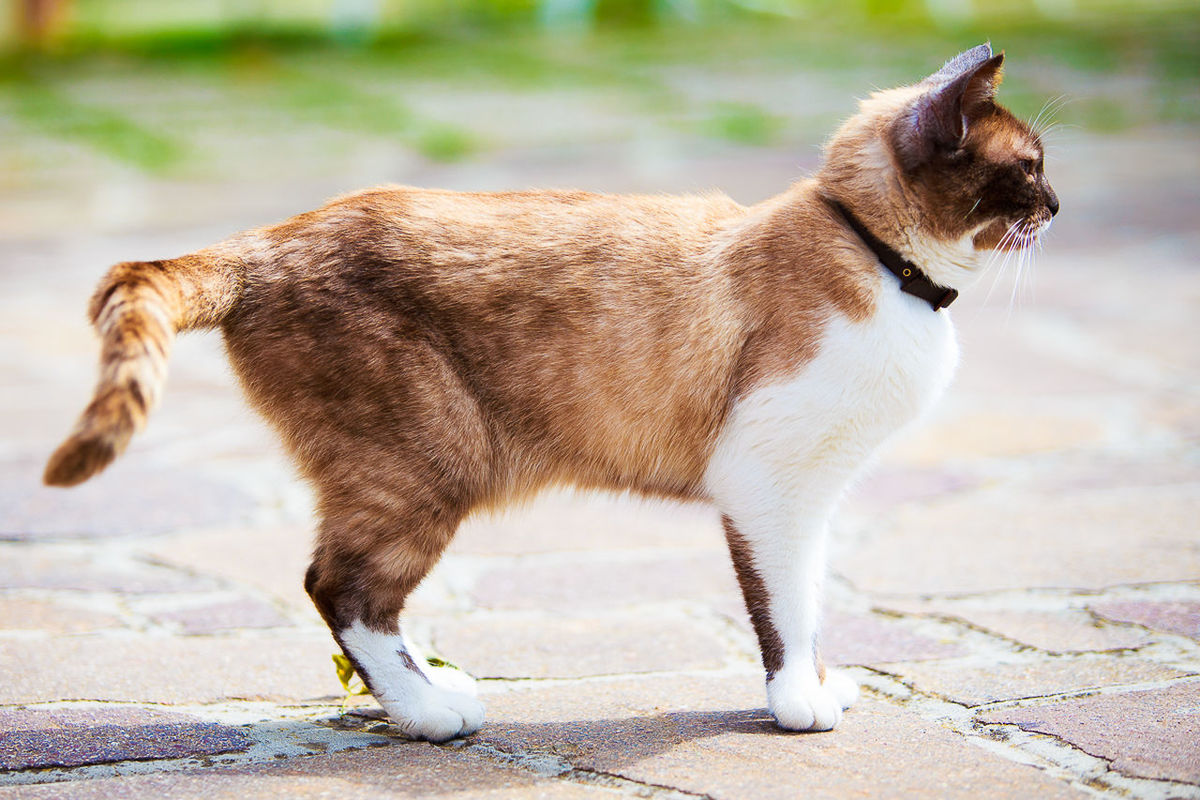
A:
[301,390,495,743]
[305,500,485,743]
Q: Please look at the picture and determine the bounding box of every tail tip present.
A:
[43,436,115,487]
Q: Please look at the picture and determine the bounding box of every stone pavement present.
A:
[1,115,1199,797]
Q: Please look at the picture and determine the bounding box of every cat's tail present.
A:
[43,245,249,487]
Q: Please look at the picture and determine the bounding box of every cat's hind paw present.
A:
[381,687,485,743]
[339,622,484,742]
[421,659,478,697]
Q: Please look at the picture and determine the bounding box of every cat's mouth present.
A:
[1006,216,1050,250]
[974,215,1048,252]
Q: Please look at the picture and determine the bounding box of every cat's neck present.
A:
[814,123,987,294]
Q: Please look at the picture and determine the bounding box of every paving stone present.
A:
[713,601,967,666]
[433,613,729,679]
[451,489,723,556]
[0,458,259,540]
[1149,393,1200,440]
[951,328,1136,397]
[149,598,293,634]
[888,657,1191,707]
[477,675,1085,799]
[882,406,1107,466]
[876,601,1152,653]
[139,526,318,617]
[821,610,968,665]
[1090,600,1200,642]
[844,484,1200,594]
[1019,453,1200,495]
[980,681,1200,784]
[0,743,609,799]
[846,465,979,512]
[0,546,215,594]
[0,633,342,704]
[0,706,250,769]
[0,597,123,634]
[471,552,741,612]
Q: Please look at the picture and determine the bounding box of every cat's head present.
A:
[821,45,1059,275]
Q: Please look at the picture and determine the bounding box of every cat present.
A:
[44,43,1057,742]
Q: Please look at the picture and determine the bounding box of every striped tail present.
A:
[44,247,247,487]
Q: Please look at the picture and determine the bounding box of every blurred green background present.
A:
[1,0,1197,239]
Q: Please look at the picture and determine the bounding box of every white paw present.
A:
[339,621,485,742]
[401,631,478,697]
[824,668,859,710]
[379,685,486,743]
[767,673,844,732]
[422,661,478,697]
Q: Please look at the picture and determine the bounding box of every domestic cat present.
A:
[45,44,1057,742]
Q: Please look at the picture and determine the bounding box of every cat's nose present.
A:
[1045,185,1060,217]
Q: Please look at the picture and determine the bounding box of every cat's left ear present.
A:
[893,47,1005,171]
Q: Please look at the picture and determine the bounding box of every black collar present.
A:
[829,200,959,311]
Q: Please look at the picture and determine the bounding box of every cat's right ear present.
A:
[892,47,1005,171]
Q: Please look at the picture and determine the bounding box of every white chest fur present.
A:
[705,286,959,515]
[701,286,959,731]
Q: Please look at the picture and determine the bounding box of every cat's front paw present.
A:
[823,668,859,710]
[767,673,846,732]
[380,686,485,743]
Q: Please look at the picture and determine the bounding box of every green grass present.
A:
[702,102,784,146]
[1,76,186,171]
[1,6,1196,176]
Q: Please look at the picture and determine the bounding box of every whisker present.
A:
[1030,94,1073,138]
[983,220,1024,306]
[1007,227,1027,317]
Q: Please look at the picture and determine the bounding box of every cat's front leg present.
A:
[722,512,857,731]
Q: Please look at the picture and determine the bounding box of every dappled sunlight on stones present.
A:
[0,635,341,705]
[887,657,1192,707]
[1090,600,1200,643]
[844,484,1200,595]
[875,601,1152,653]
[0,546,217,594]
[0,707,251,770]
[471,553,740,612]
[980,681,1200,784]
[478,679,1084,799]
[0,458,259,541]
[3,742,612,800]
[434,614,730,679]
[0,597,124,634]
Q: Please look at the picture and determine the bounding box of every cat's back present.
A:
[261,184,745,282]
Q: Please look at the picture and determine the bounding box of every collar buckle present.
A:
[829,199,959,312]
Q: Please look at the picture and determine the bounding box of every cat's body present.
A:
[45,45,1057,742]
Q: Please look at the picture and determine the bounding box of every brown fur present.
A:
[723,516,784,678]
[45,48,1057,716]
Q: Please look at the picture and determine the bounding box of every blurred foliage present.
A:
[0,0,1196,176]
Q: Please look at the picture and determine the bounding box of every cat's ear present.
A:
[893,45,1005,171]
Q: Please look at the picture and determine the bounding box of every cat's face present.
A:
[824,45,1059,261]
[889,45,1060,253]
[906,97,1059,253]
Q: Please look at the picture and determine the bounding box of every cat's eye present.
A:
[1019,159,1035,174]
